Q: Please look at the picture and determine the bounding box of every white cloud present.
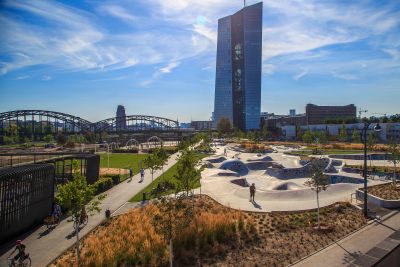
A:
[15,75,29,80]
[330,71,358,81]
[159,62,180,74]
[41,75,52,81]
[98,5,137,23]
[293,69,309,81]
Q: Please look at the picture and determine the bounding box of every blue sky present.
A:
[0,0,399,122]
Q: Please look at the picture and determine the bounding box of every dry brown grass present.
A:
[51,197,366,267]
[365,182,400,200]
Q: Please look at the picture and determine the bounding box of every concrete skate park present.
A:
[200,143,387,212]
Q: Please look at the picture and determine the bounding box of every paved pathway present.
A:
[0,152,180,267]
[293,210,400,267]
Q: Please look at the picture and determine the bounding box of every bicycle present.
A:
[8,254,31,267]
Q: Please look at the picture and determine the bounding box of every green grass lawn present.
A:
[129,153,208,202]
[99,153,149,175]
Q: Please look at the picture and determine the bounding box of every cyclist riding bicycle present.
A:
[9,240,26,265]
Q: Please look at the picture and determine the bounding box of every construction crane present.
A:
[358,109,368,119]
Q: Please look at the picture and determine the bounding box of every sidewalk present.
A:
[0,152,180,267]
[293,210,400,267]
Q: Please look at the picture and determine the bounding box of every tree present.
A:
[261,125,269,141]
[217,117,232,136]
[153,196,193,267]
[155,147,169,179]
[302,129,313,144]
[387,139,400,185]
[56,133,67,145]
[305,159,329,229]
[44,134,54,143]
[174,149,203,196]
[352,129,360,143]
[144,152,161,182]
[56,161,105,265]
[338,124,347,142]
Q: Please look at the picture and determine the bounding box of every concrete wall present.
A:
[356,189,400,209]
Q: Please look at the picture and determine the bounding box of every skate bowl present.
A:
[246,161,273,170]
[206,156,227,163]
[272,182,305,190]
[247,156,273,162]
[219,159,249,176]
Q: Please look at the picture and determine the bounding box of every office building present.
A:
[213,2,263,131]
[116,105,126,131]
[306,104,356,124]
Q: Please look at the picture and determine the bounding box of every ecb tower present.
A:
[213,2,262,131]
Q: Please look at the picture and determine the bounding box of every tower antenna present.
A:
[244,0,246,7]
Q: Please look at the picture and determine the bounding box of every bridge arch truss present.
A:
[94,115,179,133]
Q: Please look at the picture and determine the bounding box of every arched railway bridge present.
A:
[0,110,182,143]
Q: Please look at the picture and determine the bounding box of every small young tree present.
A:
[352,129,360,143]
[217,117,232,136]
[56,161,105,265]
[305,159,329,229]
[338,124,347,142]
[144,152,161,182]
[44,134,54,143]
[153,196,193,267]
[387,139,400,185]
[155,147,169,179]
[56,133,66,145]
[174,149,203,196]
[302,129,313,144]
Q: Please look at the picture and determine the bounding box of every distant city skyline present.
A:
[0,0,399,122]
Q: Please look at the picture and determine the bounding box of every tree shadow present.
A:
[65,225,83,239]
[37,226,55,239]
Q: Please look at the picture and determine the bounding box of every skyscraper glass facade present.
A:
[214,2,262,131]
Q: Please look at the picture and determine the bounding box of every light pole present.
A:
[361,122,381,218]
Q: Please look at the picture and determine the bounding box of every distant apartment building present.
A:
[191,121,212,131]
[116,105,127,131]
[306,104,356,124]
[289,109,296,117]
[280,123,400,142]
[261,112,306,128]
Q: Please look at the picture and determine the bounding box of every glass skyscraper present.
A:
[213,2,262,131]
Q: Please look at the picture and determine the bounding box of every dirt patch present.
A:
[364,182,400,200]
[99,168,128,176]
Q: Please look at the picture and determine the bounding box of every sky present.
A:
[0,0,399,123]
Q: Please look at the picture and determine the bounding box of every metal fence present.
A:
[0,164,54,243]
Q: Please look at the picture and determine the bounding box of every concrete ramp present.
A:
[246,161,272,170]
[206,156,227,163]
[272,182,305,190]
[219,159,249,176]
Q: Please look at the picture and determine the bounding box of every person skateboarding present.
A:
[250,183,256,202]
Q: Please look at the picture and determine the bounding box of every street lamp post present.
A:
[361,122,381,218]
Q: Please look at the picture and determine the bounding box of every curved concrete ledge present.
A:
[356,189,400,209]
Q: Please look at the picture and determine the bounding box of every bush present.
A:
[96,177,114,193]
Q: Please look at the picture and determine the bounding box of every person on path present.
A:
[249,183,256,202]
[129,168,133,178]
[140,168,145,182]
[9,240,27,265]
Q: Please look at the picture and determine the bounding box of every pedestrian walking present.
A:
[249,183,256,202]
[128,168,133,181]
[140,167,145,182]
